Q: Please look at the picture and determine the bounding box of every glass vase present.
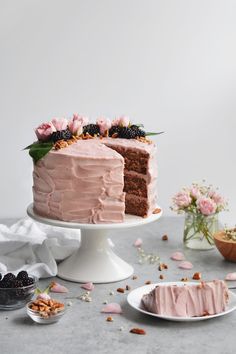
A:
[183,212,219,250]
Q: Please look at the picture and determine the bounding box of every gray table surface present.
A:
[0,216,235,354]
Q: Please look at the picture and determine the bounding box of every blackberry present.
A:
[3,273,16,282]
[130,125,146,138]
[0,280,12,288]
[83,124,100,136]
[14,280,24,288]
[118,127,137,139]
[17,270,29,281]
[51,129,72,143]
[108,125,121,137]
[22,277,34,287]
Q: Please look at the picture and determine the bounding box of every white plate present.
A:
[127,281,236,322]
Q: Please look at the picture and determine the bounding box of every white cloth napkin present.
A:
[0,218,81,278]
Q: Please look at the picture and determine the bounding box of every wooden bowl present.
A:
[214,231,236,262]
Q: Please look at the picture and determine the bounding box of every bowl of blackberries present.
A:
[0,271,37,310]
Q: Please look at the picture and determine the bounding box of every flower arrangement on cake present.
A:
[25,114,163,162]
[171,182,227,250]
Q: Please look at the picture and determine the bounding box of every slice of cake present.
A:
[141,280,229,317]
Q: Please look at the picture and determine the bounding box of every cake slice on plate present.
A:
[142,280,229,317]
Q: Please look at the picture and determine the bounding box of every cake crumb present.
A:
[162,234,168,241]
[159,274,164,280]
[153,208,162,214]
[126,285,131,291]
[132,275,138,280]
[145,280,152,285]
[158,263,168,271]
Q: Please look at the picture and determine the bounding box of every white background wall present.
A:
[0,0,235,224]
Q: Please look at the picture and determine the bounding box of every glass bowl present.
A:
[0,275,37,310]
[26,301,66,324]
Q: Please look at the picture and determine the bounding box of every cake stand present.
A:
[27,204,162,283]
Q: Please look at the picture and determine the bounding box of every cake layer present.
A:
[33,140,125,223]
[142,280,229,317]
[103,138,158,217]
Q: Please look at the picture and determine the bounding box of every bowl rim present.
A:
[0,274,38,290]
[214,231,236,244]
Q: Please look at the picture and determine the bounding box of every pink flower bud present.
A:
[96,117,112,135]
[51,117,68,131]
[35,122,56,141]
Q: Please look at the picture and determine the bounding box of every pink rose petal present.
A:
[101,303,122,314]
[225,272,236,281]
[36,293,51,301]
[178,261,193,270]
[171,251,185,261]
[81,282,94,291]
[50,282,68,293]
[134,238,143,247]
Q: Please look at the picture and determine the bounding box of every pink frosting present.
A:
[178,261,193,269]
[171,252,185,261]
[33,140,125,223]
[142,280,228,317]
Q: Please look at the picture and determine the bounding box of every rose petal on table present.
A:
[178,261,193,270]
[36,293,51,301]
[134,238,143,247]
[101,303,122,314]
[170,251,185,261]
[50,282,68,293]
[225,272,236,281]
[81,282,94,291]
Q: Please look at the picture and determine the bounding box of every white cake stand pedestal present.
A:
[27,204,162,283]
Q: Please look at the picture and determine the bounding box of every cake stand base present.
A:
[27,204,162,283]
[57,229,133,283]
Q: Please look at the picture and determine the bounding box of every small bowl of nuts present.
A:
[214,228,236,262]
[27,298,65,324]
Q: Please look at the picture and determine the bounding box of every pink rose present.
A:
[173,191,192,208]
[112,117,121,126]
[118,116,130,127]
[209,191,225,207]
[190,186,200,199]
[71,114,89,127]
[111,116,130,127]
[68,115,84,136]
[35,122,56,141]
[197,197,217,216]
[51,117,68,131]
[96,117,112,135]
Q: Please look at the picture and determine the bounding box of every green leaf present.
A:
[23,142,37,150]
[28,141,53,162]
[146,131,165,136]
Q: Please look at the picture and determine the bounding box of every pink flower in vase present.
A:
[173,191,192,208]
[51,117,68,131]
[35,122,56,141]
[96,117,112,135]
[190,186,201,199]
[197,197,217,216]
[209,191,226,208]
